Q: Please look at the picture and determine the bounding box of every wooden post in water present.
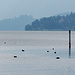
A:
[69,30,71,58]
[69,30,71,48]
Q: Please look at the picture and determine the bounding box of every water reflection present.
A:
[69,47,71,58]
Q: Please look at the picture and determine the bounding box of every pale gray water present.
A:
[0,31,75,75]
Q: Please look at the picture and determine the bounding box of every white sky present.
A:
[0,0,75,20]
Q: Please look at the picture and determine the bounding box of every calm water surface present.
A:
[0,31,75,75]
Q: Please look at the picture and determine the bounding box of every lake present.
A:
[0,31,75,75]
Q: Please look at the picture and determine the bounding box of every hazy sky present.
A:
[0,0,75,20]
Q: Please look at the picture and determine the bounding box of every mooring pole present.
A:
[69,30,71,48]
[69,30,71,58]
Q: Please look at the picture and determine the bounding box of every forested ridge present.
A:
[25,12,75,31]
[0,15,35,31]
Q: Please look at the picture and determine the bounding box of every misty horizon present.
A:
[0,11,73,21]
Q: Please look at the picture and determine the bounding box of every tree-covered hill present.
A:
[25,12,75,31]
[0,15,35,31]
